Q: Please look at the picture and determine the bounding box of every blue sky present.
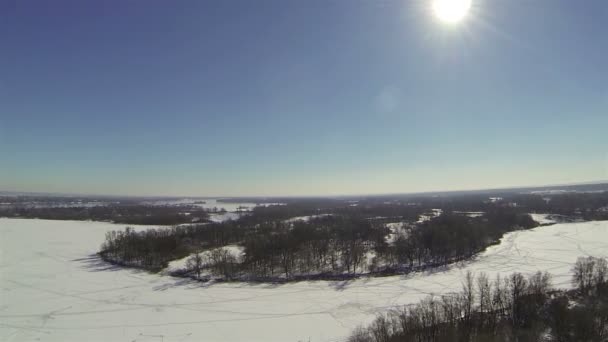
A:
[1,0,606,196]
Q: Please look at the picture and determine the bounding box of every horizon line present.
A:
[1,179,607,200]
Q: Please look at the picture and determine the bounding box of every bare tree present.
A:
[593,257,607,289]
[370,314,391,342]
[461,271,475,324]
[207,248,238,278]
[492,274,507,318]
[528,271,551,305]
[573,256,596,294]
[508,272,527,325]
[186,253,204,279]
[477,272,491,327]
[348,326,372,342]
[572,256,608,295]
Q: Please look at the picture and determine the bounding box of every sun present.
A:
[432,0,472,24]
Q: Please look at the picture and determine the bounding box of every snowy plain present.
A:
[1,218,607,342]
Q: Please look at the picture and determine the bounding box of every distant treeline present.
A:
[3,191,607,224]
[99,207,538,279]
[239,191,608,224]
[348,256,608,342]
[0,205,209,225]
[381,191,608,220]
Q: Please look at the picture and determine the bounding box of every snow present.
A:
[284,214,332,223]
[163,245,245,275]
[530,213,558,225]
[1,218,607,342]
[416,208,443,223]
[453,211,484,218]
[208,212,244,223]
[384,222,409,244]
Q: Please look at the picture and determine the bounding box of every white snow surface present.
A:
[453,211,484,218]
[384,222,409,244]
[163,245,245,274]
[208,212,244,223]
[1,218,607,342]
[284,214,332,223]
[530,213,558,225]
[416,208,443,223]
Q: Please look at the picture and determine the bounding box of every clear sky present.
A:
[1,0,606,197]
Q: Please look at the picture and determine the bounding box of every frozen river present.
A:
[1,218,607,342]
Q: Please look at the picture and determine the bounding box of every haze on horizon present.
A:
[1,0,607,197]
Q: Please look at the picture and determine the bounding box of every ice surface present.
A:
[1,218,607,342]
[530,213,558,225]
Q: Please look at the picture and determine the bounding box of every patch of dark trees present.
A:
[98,208,538,280]
[378,210,538,270]
[99,220,246,271]
[0,204,209,225]
[349,256,608,342]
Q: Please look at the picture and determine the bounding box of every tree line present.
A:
[99,208,539,280]
[3,191,607,224]
[377,210,538,270]
[349,256,608,342]
[0,204,210,225]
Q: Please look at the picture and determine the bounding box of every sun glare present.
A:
[432,0,472,24]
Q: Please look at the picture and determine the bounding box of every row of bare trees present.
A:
[99,216,381,277]
[238,217,381,279]
[186,248,239,279]
[100,227,186,270]
[572,256,608,296]
[1,204,209,225]
[99,210,540,280]
[376,211,538,270]
[349,257,608,342]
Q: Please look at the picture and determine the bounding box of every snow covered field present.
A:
[1,218,607,342]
